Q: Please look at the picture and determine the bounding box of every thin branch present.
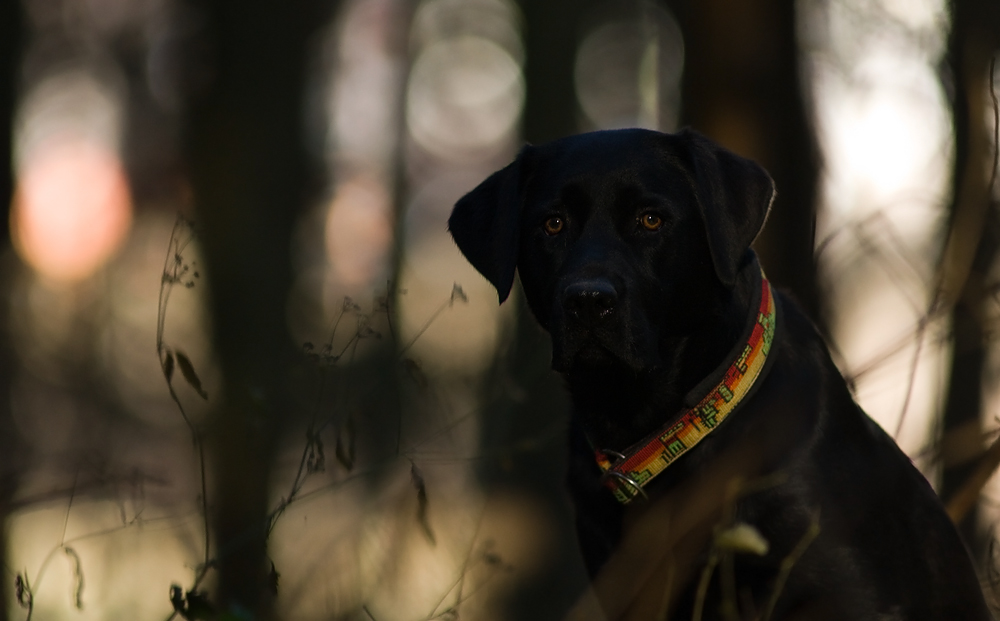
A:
[156,216,213,613]
[59,471,78,546]
[894,315,928,438]
[988,56,998,200]
[762,513,821,621]
[399,298,451,356]
[946,429,1000,524]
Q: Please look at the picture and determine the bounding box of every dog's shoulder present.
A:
[757,291,993,619]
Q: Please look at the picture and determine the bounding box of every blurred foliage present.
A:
[1,0,999,619]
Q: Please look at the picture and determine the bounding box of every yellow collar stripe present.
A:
[595,274,777,503]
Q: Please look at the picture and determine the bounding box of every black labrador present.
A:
[449,128,993,620]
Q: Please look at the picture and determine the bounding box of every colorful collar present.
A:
[594,268,778,504]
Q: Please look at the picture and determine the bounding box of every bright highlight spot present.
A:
[12,138,133,282]
[407,35,523,158]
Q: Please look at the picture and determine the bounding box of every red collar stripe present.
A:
[595,274,777,503]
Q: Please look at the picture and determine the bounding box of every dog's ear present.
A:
[449,146,534,303]
[678,128,775,287]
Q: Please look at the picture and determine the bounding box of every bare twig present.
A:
[988,56,999,199]
[940,54,1000,525]
[157,217,214,620]
[762,513,821,621]
[691,547,720,621]
[399,284,468,356]
[946,430,1000,524]
[894,314,928,438]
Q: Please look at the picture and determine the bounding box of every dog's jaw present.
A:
[557,261,756,453]
[548,304,661,374]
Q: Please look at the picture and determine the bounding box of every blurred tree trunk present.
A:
[937,0,1000,558]
[509,0,600,484]
[663,0,823,323]
[0,0,22,617]
[0,0,17,233]
[517,0,593,144]
[182,0,333,615]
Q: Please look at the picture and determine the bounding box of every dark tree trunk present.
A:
[938,0,1000,559]
[664,0,823,323]
[0,1,22,617]
[507,0,603,486]
[0,0,18,241]
[517,0,595,145]
[503,0,596,490]
[182,0,334,615]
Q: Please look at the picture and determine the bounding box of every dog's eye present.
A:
[543,216,565,235]
[640,213,664,231]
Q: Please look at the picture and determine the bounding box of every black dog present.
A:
[449,128,993,620]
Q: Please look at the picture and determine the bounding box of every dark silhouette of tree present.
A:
[0,0,18,241]
[664,0,823,323]
[517,0,595,145]
[938,0,1000,559]
[181,0,337,614]
[0,1,24,618]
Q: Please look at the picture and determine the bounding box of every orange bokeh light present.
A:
[325,175,392,287]
[11,138,133,282]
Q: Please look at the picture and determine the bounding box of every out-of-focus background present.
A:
[0,0,998,619]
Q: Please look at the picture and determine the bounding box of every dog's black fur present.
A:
[449,128,993,619]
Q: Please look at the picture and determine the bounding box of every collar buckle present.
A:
[597,449,649,501]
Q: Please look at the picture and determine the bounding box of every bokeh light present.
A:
[574,8,684,131]
[395,0,523,376]
[6,0,999,617]
[801,0,955,463]
[11,72,133,282]
[325,174,393,287]
[12,139,132,282]
[407,35,524,160]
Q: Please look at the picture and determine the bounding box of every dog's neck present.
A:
[565,260,759,453]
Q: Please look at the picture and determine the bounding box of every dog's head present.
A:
[449,128,774,375]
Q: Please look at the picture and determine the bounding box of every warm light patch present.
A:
[12,138,133,282]
[325,175,393,286]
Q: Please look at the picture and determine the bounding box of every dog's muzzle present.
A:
[552,277,646,371]
[562,279,618,325]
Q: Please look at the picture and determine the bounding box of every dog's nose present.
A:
[563,280,618,324]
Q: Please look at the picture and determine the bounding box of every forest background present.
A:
[0,0,999,619]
